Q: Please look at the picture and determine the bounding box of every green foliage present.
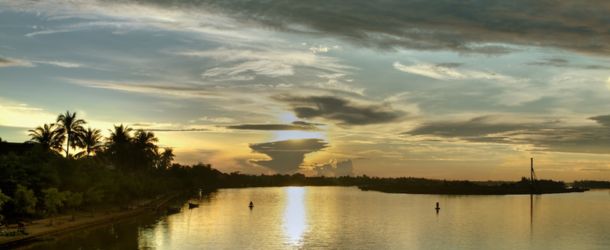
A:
[0,189,10,211]
[13,185,37,216]
[64,191,83,210]
[42,188,66,216]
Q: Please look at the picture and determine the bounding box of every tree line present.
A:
[0,111,202,225]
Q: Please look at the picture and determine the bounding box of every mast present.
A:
[530,158,534,182]
[530,158,537,193]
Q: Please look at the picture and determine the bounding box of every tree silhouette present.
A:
[56,111,86,158]
[77,127,103,157]
[28,123,65,152]
[133,129,158,169]
[157,147,174,170]
[107,124,133,169]
[108,124,132,147]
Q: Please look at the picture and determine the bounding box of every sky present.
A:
[1,0,610,180]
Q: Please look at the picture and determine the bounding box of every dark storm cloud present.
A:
[134,0,610,55]
[406,115,610,154]
[276,95,404,125]
[227,121,321,131]
[249,138,328,174]
[527,58,610,70]
[407,116,539,138]
[589,115,610,127]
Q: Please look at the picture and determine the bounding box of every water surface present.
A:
[24,187,610,249]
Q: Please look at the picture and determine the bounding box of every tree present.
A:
[0,189,10,224]
[13,185,37,217]
[56,111,86,158]
[42,188,66,225]
[157,147,174,170]
[133,130,159,169]
[107,124,133,169]
[28,123,65,152]
[76,127,103,157]
[63,191,83,221]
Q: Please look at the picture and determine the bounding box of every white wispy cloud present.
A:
[33,60,83,68]
[177,47,351,80]
[189,116,236,124]
[393,61,517,82]
[8,0,274,45]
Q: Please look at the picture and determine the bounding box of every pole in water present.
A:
[435,202,440,211]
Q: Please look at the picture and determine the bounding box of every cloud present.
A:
[277,95,405,125]
[249,138,328,174]
[313,159,354,177]
[190,116,236,124]
[0,98,56,128]
[589,115,610,127]
[0,57,34,68]
[33,60,82,68]
[227,121,321,131]
[6,0,610,56]
[138,0,610,55]
[393,62,518,81]
[527,58,610,70]
[406,115,610,154]
[176,47,350,81]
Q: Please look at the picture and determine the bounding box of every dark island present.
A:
[358,177,589,195]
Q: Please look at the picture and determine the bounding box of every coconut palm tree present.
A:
[106,124,133,169]
[157,147,174,170]
[133,129,158,153]
[133,130,159,168]
[76,127,103,157]
[56,111,86,157]
[107,124,132,148]
[28,123,65,152]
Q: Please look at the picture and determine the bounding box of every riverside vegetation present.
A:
[1,111,608,227]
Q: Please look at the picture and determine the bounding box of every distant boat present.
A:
[248,201,254,209]
[188,202,199,209]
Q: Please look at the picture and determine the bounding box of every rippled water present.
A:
[24,187,610,249]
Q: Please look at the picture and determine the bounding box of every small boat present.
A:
[188,202,199,209]
[248,201,254,209]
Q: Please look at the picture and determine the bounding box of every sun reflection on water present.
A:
[283,187,308,246]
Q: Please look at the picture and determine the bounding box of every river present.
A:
[21,187,610,249]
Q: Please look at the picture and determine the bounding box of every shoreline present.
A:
[0,194,178,248]
[358,185,589,195]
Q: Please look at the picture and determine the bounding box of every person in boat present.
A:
[249,201,254,208]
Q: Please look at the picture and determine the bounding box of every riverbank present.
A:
[358,184,589,195]
[0,194,178,248]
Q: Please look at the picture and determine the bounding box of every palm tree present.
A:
[133,130,159,169]
[56,111,86,157]
[106,124,133,169]
[28,123,65,152]
[157,147,174,170]
[133,130,158,151]
[77,128,103,157]
[107,124,132,148]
